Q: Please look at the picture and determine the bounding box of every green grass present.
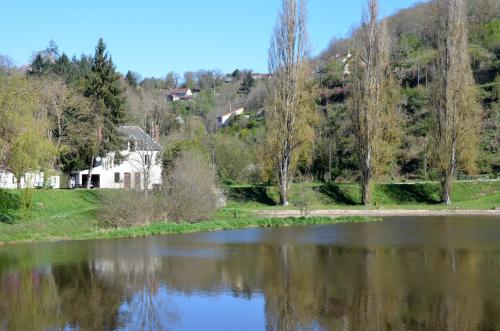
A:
[0,180,498,244]
[0,190,102,243]
[225,180,500,210]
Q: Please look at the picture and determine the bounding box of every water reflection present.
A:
[1,217,500,331]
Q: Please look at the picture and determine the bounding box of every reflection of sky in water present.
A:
[118,286,266,331]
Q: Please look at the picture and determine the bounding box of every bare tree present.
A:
[348,0,399,205]
[163,151,217,222]
[131,130,162,197]
[266,0,314,206]
[431,0,480,204]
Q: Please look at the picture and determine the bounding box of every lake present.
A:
[1,216,500,331]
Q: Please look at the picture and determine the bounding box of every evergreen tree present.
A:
[238,72,255,95]
[83,38,126,188]
[28,54,51,76]
[125,70,139,87]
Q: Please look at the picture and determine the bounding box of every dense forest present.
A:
[0,0,498,202]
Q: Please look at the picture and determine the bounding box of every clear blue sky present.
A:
[1,0,423,78]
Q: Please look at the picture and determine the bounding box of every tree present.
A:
[165,71,179,90]
[163,151,218,222]
[183,71,195,89]
[239,71,255,95]
[0,75,56,189]
[213,134,253,183]
[83,38,126,188]
[231,69,242,79]
[430,0,481,204]
[9,131,55,189]
[125,70,140,87]
[0,55,15,77]
[265,0,314,206]
[348,0,399,205]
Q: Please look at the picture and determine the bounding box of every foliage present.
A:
[347,0,401,204]
[99,190,154,228]
[162,151,218,222]
[291,182,314,217]
[430,0,481,204]
[213,134,254,184]
[265,0,315,205]
[238,72,255,95]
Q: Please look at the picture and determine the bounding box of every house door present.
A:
[134,173,141,190]
[124,173,131,190]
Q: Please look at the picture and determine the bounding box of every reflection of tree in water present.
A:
[118,273,179,331]
[1,235,500,330]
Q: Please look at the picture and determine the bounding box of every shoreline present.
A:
[0,216,376,246]
[257,209,500,217]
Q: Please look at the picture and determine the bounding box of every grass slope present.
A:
[226,181,500,210]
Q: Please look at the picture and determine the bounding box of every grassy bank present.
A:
[0,191,374,244]
[226,180,500,210]
[0,180,498,244]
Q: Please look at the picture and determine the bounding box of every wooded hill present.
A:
[313,0,499,181]
[0,0,498,189]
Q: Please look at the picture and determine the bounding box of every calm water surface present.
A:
[1,216,500,331]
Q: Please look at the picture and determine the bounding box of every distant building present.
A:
[72,126,162,190]
[251,73,270,80]
[0,170,60,189]
[167,88,193,102]
[216,106,244,129]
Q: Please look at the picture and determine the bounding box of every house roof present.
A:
[168,88,191,96]
[216,107,244,119]
[117,126,162,151]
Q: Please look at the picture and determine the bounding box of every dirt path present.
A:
[256,209,500,217]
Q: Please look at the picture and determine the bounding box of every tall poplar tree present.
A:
[83,38,126,188]
[431,0,480,204]
[348,0,400,205]
[265,0,314,206]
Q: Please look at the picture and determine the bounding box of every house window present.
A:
[114,172,120,183]
[130,140,136,152]
[145,155,151,166]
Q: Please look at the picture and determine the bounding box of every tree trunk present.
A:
[17,176,22,189]
[361,174,371,205]
[327,136,332,183]
[86,156,94,189]
[441,142,456,205]
[361,149,372,205]
[278,155,290,206]
[441,172,452,205]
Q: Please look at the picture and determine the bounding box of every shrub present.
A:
[291,183,315,217]
[99,190,154,228]
[163,151,218,222]
[0,189,20,214]
[0,214,14,225]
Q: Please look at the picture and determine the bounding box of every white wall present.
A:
[0,171,60,189]
[74,150,162,190]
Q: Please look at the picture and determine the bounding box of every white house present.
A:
[72,126,162,190]
[167,88,193,102]
[0,170,60,189]
[216,107,244,129]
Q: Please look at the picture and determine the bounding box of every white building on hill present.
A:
[72,126,162,190]
[216,107,244,129]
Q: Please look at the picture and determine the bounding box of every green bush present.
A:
[0,214,14,225]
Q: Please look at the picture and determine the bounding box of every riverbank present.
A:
[0,180,499,244]
[0,215,376,245]
[257,209,500,218]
